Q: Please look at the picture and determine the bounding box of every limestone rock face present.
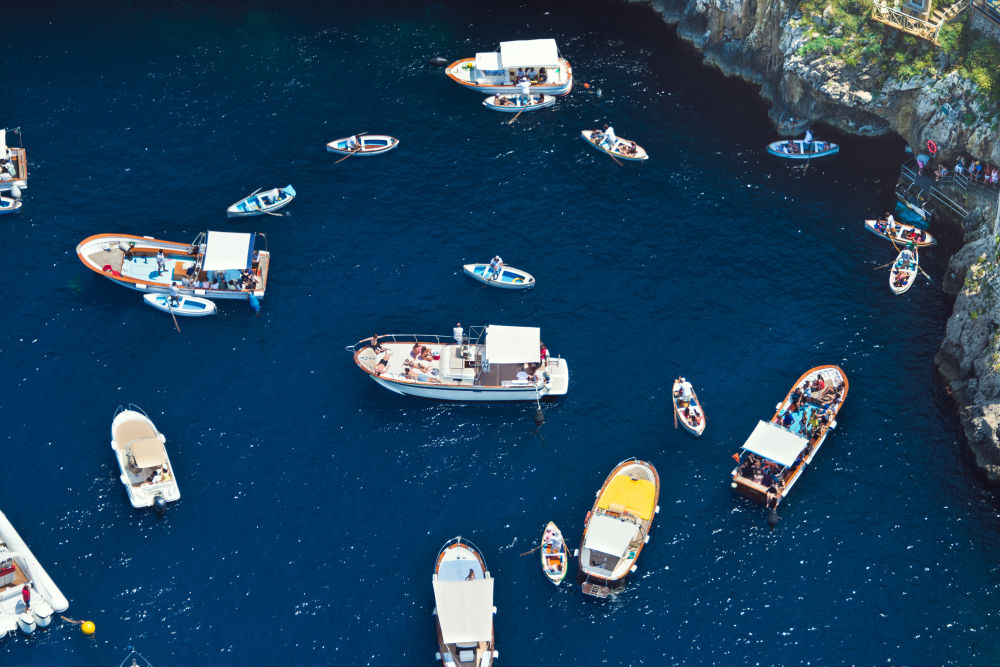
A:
[629,0,1000,480]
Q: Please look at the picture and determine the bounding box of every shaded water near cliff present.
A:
[3,1,999,664]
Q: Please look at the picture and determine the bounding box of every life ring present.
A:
[927,140,938,154]
[513,277,524,284]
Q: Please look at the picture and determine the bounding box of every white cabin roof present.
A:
[499,39,559,68]
[741,420,808,467]
[203,231,253,271]
[484,325,540,364]
[475,52,502,70]
[584,514,636,556]
[128,437,167,468]
[432,578,494,644]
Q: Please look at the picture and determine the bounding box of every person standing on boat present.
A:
[156,249,166,275]
[488,255,503,280]
[601,124,617,151]
[21,584,30,611]
[519,79,531,106]
[169,282,180,307]
[804,129,814,153]
[453,322,463,345]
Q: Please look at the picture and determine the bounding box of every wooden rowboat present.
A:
[482,94,555,112]
[889,247,918,295]
[540,522,567,585]
[766,139,839,159]
[577,458,659,598]
[864,219,936,247]
[143,293,217,317]
[226,185,295,218]
[580,129,647,161]
[0,195,22,214]
[463,263,535,289]
[731,365,848,509]
[672,377,705,436]
[326,135,399,156]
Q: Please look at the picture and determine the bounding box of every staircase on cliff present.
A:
[871,0,968,45]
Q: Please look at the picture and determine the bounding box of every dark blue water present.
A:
[4,2,999,664]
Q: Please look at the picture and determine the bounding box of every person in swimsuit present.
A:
[370,334,385,353]
[373,352,392,375]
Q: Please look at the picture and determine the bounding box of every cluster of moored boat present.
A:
[4,33,884,658]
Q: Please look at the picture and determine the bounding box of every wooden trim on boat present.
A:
[578,458,659,588]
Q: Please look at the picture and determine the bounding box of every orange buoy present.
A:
[927,139,938,154]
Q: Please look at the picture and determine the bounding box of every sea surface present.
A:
[3,1,999,665]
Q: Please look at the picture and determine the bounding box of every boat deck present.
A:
[359,342,553,389]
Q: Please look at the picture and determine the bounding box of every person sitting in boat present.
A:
[488,255,504,280]
[347,135,362,151]
[781,411,794,429]
[601,124,617,150]
[370,334,385,353]
[403,367,442,383]
[465,568,476,581]
[675,377,693,400]
[624,141,638,156]
[516,368,530,382]
[405,357,435,373]
[538,66,547,83]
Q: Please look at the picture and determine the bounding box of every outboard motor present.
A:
[0,613,17,637]
[17,610,36,635]
[153,494,167,517]
[32,599,53,628]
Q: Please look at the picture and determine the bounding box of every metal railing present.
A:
[898,159,975,222]
[971,0,1000,24]
[345,327,488,353]
[871,0,969,43]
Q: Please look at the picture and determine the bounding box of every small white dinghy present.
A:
[0,195,21,215]
[766,138,839,159]
[463,263,535,289]
[326,134,399,156]
[581,129,648,161]
[890,247,918,295]
[110,406,181,510]
[143,293,217,317]
[483,94,555,112]
[227,185,295,218]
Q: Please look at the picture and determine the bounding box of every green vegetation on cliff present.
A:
[796,1,1000,105]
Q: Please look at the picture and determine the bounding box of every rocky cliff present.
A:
[630,0,1000,480]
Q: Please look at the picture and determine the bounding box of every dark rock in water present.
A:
[428,57,449,67]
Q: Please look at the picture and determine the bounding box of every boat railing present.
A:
[346,327,489,353]
[113,404,151,420]
[436,536,488,568]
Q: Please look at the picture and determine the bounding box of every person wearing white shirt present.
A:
[602,124,617,151]
[519,79,531,105]
[453,322,463,345]
[488,255,503,280]
[804,129,814,152]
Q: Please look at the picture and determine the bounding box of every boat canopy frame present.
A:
[739,420,809,468]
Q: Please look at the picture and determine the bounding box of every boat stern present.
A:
[543,358,569,397]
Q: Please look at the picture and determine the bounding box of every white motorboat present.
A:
[226,185,295,217]
[0,128,28,193]
[110,406,180,510]
[143,293,218,317]
[445,39,573,96]
[76,230,269,301]
[350,325,569,401]
[432,537,497,666]
[0,508,68,637]
[463,263,535,289]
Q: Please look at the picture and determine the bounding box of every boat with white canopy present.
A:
[349,325,569,401]
[576,459,659,598]
[110,406,180,510]
[0,128,27,193]
[432,537,497,667]
[730,365,848,508]
[76,230,268,301]
[445,39,573,96]
[0,507,68,638]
